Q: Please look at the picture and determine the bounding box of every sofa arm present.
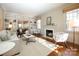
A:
[3,34,22,56]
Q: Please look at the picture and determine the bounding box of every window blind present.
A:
[63,4,79,13]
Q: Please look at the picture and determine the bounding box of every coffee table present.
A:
[23,34,36,44]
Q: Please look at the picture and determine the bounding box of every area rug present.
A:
[17,37,58,56]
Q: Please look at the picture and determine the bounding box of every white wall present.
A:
[40,4,79,45]
[40,6,66,36]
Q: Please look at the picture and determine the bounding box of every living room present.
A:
[0,3,79,56]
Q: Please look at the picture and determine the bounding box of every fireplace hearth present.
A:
[46,30,53,37]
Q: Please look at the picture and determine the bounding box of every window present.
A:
[37,20,41,29]
[66,8,79,31]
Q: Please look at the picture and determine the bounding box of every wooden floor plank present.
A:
[34,34,79,56]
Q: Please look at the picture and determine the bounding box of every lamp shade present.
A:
[8,24,12,29]
[19,24,22,28]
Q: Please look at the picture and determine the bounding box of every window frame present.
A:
[66,8,79,32]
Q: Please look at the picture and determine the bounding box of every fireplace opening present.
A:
[46,30,53,37]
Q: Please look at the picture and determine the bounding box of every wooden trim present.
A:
[63,3,79,13]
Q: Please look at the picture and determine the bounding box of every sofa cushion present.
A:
[0,30,10,41]
[1,35,9,41]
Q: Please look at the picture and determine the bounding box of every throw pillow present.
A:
[0,30,10,41]
[0,34,9,41]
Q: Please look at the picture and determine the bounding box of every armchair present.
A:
[53,32,69,48]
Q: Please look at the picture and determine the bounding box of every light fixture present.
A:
[8,22,12,29]
[19,24,22,28]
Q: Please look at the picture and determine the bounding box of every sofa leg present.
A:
[0,54,4,56]
[12,52,20,56]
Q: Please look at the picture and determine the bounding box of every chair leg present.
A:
[55,41,57,47]
[26,38,29,45]
[26,41,28,45]
[64,42,68,48]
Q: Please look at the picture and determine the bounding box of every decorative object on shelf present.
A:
[13,20,16,22]
[33,16,41,20]
[18,20,22,24]
[5,19,9,22]
[46,16,52,25]
[5,28,11,30]
[9,22,12,24]
[30,21,32,23]
[34,21,36,24]
[23,21,28,24]
[51,23,56,26]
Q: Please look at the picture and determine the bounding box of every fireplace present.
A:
[46,30,53,37]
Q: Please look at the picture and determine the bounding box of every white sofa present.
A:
[0,30,22,56]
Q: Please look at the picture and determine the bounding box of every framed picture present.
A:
[46,16,52,25]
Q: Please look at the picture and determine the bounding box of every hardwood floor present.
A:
[48,46,79,56]
[34,34,79,56]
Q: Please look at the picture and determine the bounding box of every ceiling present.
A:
[0,3,65,17]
